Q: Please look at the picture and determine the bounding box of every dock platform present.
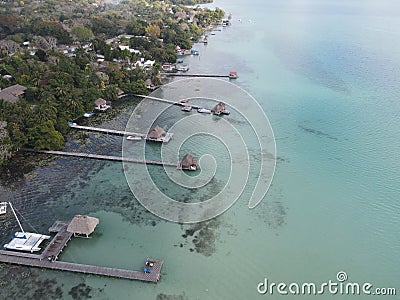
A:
[0,221,163,282]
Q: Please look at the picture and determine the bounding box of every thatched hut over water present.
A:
[67,215,99,238]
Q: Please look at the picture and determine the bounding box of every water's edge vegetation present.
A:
[0,0,224,164]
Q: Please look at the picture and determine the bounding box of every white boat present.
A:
[181,106,192,112]
[83,112,94,118]
[197,108,212,114]
[176,64,189,72]
[3,202,51,253]
[3,232,50,253]
[0,202,6,215]
[126,136,142,141]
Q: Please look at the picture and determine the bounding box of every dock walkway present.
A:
[161,73,230,78]
[22,149,177,167]
[42,221,72,260]
[0,221,163,282]
[0,253,163,282]
[69,124,145,138]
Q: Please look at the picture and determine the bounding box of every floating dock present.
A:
[0,221,163,282]
[22,149,177,167]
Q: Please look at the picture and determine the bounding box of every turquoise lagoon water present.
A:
[1,0,400,299]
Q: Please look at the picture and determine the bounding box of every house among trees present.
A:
[177,153,198,171]
[0,84,27,103]
[67,215,99,238]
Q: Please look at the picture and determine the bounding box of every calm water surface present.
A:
[0,0,399,299]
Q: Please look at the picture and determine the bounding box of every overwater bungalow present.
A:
[177,154,198,171]
[67,215,99,238]
[94,98,110,112]
[212,102,230,115]
[212,102,226,115]
[146,125,173,143]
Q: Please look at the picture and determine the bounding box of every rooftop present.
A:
[0,84,27,103]
[148,125,166,139]
[67,215,99,237]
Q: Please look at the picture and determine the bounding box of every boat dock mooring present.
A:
[0,221,163,282]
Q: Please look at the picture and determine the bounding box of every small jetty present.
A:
[68,124,173,143]
[134,94,201,108]
[0,218,163,282]
[68,124,146,138]
[161,71,238,79]
[135,95,231,117]
[22,149,199,171]
[22,149,177,167]
[177,154,198,171]
[161,73,229,78]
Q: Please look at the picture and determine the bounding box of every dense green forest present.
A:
[0,0,224,164]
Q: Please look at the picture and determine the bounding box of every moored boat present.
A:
[198,108,212,114]
[126,136,142,141]
[181,106,192,112]
[83,112,94,118]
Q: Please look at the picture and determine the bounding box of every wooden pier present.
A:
[134,94,201,109]
[22,149,178,167]
[68,124,146,138]
[68,124,173,143]
[0,221,163,282]
[161,73,230,78]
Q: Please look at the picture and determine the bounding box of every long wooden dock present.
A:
[69,124,146,137]
[0,221,163,282]
[134,94,201,109]
[22,149,177,167]
[68,124,173,143]
[161,73,230,78]
[0,255,163,282]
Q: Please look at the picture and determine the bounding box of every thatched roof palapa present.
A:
[94,98,107,107]
[179,154,198,170]
[181,154,195,166]
[67,215,99,237]
[212,102,226,114]
[148,125,166,139]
